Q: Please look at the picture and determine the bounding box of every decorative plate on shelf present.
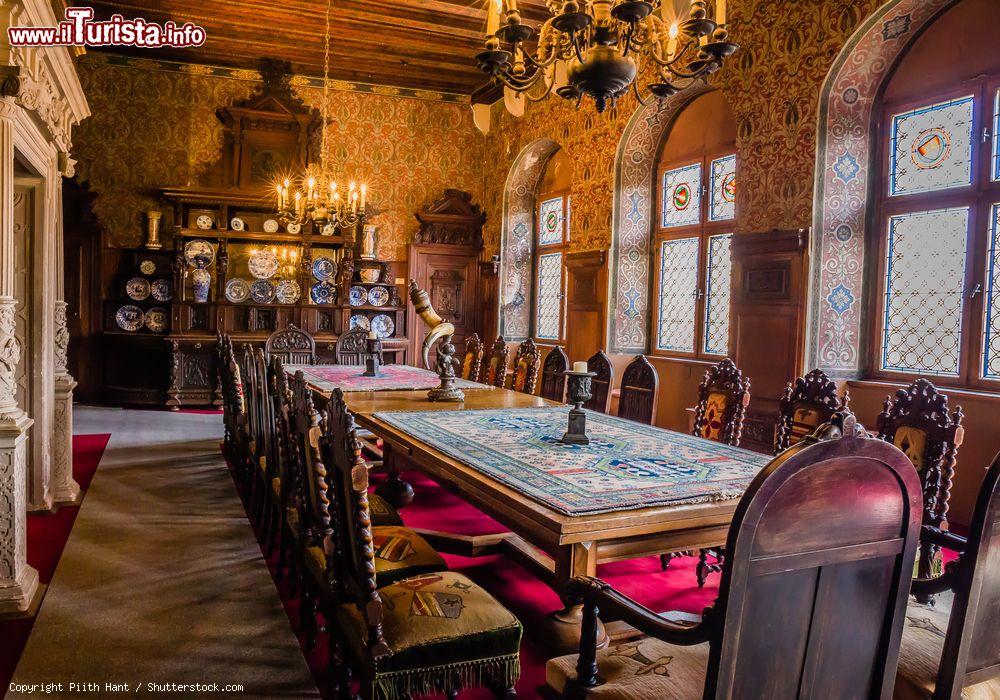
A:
[125,277,151,301]
[184,239,215,269]
[150,279,172,302]
[195,214,214,230]
[143,307,168,333]
[275,279,301,304]
[349,285,367,307]
[230,217,246,232]
[312,256,337,281]
[359,268,380,283]
[321,223,335,236]
[367,285,389,307]
[115,305,144,332]
[286,221,302,235]
[349,314,371,331]
[310,281,337,305]
[250,279,275,304]
[262,218,280,234]
[247,248,279,279]
[371,313,395,339]
[225,278,251,303]
[139,259,156,275]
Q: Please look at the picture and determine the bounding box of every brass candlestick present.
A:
[145,209,163,250]
[362,336,383,378]
[561,370,595,445]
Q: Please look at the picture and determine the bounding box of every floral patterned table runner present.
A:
[286,363,493,393]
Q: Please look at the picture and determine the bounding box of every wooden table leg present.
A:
[373,443,414,507]
[541,541,609,655]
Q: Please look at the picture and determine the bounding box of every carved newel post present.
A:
[51,301,80,504]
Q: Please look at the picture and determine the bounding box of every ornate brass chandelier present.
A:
[475,0,737,114]
[274,0,367,228]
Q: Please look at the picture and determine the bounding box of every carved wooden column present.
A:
[0,96,39,614]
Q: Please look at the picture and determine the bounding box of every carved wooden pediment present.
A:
[413,189,485,248]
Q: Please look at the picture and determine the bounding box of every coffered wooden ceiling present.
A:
[79,0,552,95]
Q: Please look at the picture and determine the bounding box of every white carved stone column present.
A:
[0,96,39,613]
[52,299,78,504]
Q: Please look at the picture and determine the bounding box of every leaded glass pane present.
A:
[661,163,702,229]
[889,95,975,197]
[881,207,969,376]
[709,155,736,222]
[704,234,732,355]
[983,203,1000,379]
[535,252,562,340]
[566,195,571,240]
[538,197,563,245]
[656,238,699,352]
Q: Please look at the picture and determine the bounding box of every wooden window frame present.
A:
[531,185,570,344]
[651,148,736,361]
[867,76,1000,391]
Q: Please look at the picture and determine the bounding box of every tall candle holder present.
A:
[362,336,383,378]
[561,370,595,445]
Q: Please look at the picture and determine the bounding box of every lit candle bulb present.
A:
[351,191,359,213]
[307,177,316,200]
[294,191,303,214]
[667,20,679,60]
[360,183,367,210]
[275,183,283,208]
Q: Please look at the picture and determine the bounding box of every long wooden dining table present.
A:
[289,363,771,651]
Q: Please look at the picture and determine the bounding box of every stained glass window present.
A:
[984,204,1000,379]
[704,234,732,355]
[709,155,736,222]
[889,95,975,197]
[661,163,702,229]
[881,207,970,375]
[538,197,564,245]
[656,238,699,352]
[535,252,563,340]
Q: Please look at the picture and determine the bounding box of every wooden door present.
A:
[407,243,481,367]
[62,179,102,401]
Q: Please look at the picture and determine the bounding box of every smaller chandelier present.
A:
[476,0,738,114]
[275,170,367,230]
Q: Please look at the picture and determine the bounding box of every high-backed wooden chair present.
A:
[334,327,370,366]
[510,338,541,394]
[618,355,658,425]
[484,335,509,388]
[217,333,249,476]
[877,378,964,595]
[240,343,268,523]
[321,388,522,699]
[895,452,1000,699]
[548,414,922,699]
[266,323,316,365]
[266,356,300,586]
[540,346,569,402]
[583,350,614,414]
[251,347,278,538]
[462,333,484,382]
[774,368,848,454]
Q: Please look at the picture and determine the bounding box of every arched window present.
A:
[869,0,1000,389]
[652,91,736,358]
[532,149,571,343]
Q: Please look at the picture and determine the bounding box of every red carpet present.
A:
[0,433,111,690]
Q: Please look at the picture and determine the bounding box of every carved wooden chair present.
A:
[548,414,922,700]
[617,355,659,425]
[484,335,509,388]
[335,327,371,366]
[877,378,964,599]
[265,323,316,365]
[774,368,848,454]
[462,333,484,382]
[217,333,249,477]
[240,343,268,524]
[250,347,278,538]
[895,451,1000,699]
[265,356,301,589]
[583,350,614,414]
[320,388,522,699]
[510,338,541,394]
[540,346,570,403]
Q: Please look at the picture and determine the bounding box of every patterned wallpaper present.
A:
[72,54,485,259]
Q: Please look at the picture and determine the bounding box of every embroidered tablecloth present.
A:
[286,364,492,393]
[374,407,771,516]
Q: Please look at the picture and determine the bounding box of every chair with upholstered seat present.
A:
[540,346,569,402]
[774,368,848,454]
[266,323,316,365]
[894,451,1000,699]
[462,333,484,382]
[617,355,658,425]
[484,335,509,388]
[548,414,921,700]
[510,338,541,394]
[877,378,964,600]
[322,388,522,699]
[583,350,614,414]
[334,327,372,366]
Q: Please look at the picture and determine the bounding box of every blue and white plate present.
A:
[312,256,337,282]
[349,285,367,307]
[125,277,151,301]
[248,248,279,279]
[371,313,394,339]
[275,279,301,304]
[311,281,336,305]
[184,239,215,269]
[150,278,172,302]
[115,305,144,332]
[143,307,168,333]
[367,286,389,307]
[250,279,275,304]
[350,314,371,331]
[225,278,250,303]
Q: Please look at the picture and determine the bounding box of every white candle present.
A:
[717,0,725,25]
[667,20,679,60]
[360,184,367,210]
[573,361,588,373]
[487,0,500,34]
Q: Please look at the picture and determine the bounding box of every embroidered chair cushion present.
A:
[487,357,503,385]
[701,392,728,440]
[546,637,709,699]
[462,353,477,380]
[337,571,521,687]
[895,600,1000,699]
[512,359,530,392]
[894,427,929,471]
[306,526,446,587]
